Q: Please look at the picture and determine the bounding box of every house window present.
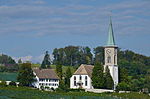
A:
[107,56,111,63]
[80,75,82,80]
[74,76,76,86]
[85,76,88,86]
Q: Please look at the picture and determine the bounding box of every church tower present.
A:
[104,17,118,90]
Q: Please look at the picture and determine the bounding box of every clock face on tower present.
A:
[106,49,111,55]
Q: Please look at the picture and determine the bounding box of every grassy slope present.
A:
[32,64,76,73]
[0,86,150,99]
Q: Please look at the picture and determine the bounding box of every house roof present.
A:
[33,68,59,79]
[74,64,94,77]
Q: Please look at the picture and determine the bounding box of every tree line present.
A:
[1,45,150,92]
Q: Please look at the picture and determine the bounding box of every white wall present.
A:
[70,75,93,89]
[32,75,59,89]
[108,65,118,90]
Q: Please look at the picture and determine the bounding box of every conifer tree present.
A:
[104,66,114,89]
[92,62,104,88]
[41,51,51,69]
[65,67,72,87]
[18,58,22,64]
[56,62,62,79]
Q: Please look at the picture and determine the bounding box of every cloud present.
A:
[0,0,149,37]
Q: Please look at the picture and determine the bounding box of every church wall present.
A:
[70,75,92,89]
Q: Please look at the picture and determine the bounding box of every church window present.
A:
[74,76,76,86]
[85,76,88,86]
[80,75,82,80]
[114,55,116,64]
[107,56,111,63]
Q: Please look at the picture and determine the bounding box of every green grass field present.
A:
[32,64,76,73]
[0,86,149,99]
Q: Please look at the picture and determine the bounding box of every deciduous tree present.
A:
[17,63,35,86]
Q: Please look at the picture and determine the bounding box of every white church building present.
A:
[70,18,119,90]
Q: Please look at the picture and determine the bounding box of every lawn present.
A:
[0,86,119,99]
[32,64,76,73]
[0,86,150,99]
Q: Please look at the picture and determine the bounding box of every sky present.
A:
[0,0,150,63]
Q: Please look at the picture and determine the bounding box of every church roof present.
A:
[74,64,94,77]
[107,17,116,46]
[33,68,59,79]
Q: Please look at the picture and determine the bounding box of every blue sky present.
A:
[0,0,150,63]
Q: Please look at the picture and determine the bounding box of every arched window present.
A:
[114,55,116,64]
[85,76,88,86]
[74,76,76,86]
[80,75,82,80]
[107,56,111,63]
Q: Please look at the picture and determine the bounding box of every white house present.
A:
[70,64,94,89]
[32,68,59,90]
[70,17,119,90]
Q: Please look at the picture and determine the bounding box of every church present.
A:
[70,18,119,90]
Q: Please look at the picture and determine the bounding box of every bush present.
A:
[116,82,130,91]
[68,88,85,92]
[51,87,55,91]
[9,81,16,86]
[40,86,44,90]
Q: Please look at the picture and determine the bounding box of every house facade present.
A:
[70,18,119,90]
[32,68,59,90]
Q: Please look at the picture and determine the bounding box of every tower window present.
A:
[107,56,111,63]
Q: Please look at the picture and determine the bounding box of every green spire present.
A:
[107,17,116,46]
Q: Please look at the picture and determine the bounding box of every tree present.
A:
[104,66,114,89]
[119,67,129,83]
[93,46,104,64]
[144,72,150,92]
[91,62,104,88]
[41,51,51,68]
[52,46,93,66]
[65,67,72,87]
[17,63,35,86]
[18,58,22,64]
[56,62,62,80]
[116,82,130,91]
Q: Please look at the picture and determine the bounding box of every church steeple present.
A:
[104,17,119,90]
[107,17,116,46]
